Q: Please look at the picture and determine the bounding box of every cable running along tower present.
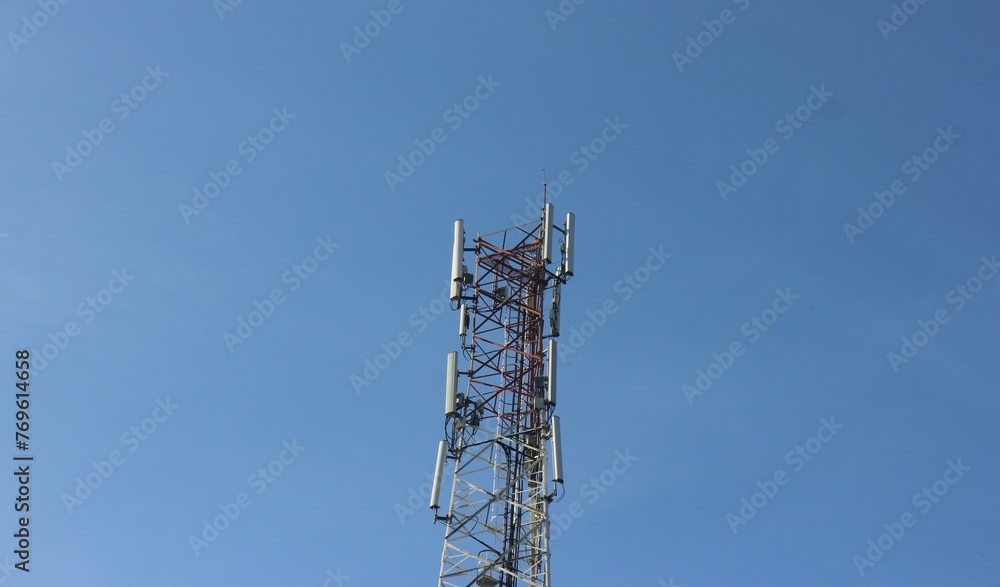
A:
[428,199,575,587]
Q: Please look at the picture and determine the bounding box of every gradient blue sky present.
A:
[3,1,999,585]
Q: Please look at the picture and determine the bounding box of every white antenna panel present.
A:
[459,303,469,336]
[546,339,557,406]
[542,203,554,264]
[564,212,575,276]
[551,415,564,483]
[450,220,465,301]
[429,440,448,510]
[444,351,458,415]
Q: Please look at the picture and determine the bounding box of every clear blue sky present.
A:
[3,0,999,585]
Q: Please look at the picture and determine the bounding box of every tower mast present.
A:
[430,196,575,587]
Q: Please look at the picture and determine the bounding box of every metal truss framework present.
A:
[435,209,571,587]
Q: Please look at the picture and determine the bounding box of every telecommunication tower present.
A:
[428,198,575,587]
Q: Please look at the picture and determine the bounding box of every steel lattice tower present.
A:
[429,199,575,587]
